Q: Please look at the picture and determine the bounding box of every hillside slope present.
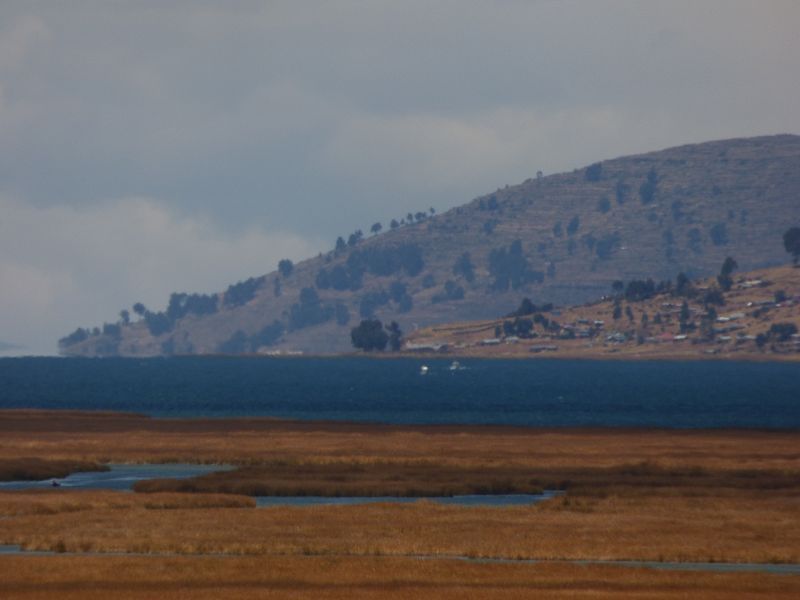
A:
[61,134,800,356]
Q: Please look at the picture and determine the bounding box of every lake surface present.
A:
[254,493,559,507]
[0,464,228,492]
[1,356,799,428]
[2,543,799,574]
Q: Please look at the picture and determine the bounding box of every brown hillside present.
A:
[62,134,800,356]
[405,264,800,361]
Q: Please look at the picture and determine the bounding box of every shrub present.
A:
[488,240,544,291]
[783,227,800,265]
[346,243,424,278]
[224,277,263,308]
[769,323,798,342]
[289,288,334,330]
[624,279,656,302]
[717,257,738,291]
[167,293,218,321]
[595,233,621,260]
[566,216,580,236]
[709,223,728,246]
[453,252,475,282]
[615,179,629,204]
[251,321,285,348]
[102,323,121,339]
[59,327,89,347]
[144,311,173,336]
[359,290,390,318]
[432,280,464,304]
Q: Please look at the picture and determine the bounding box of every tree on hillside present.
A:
[612,300,622,321]
[452,252,475,282]
[585,162,602,182]
[386,321,403,351]
[132,303,147,317]
[675,272,694,298]
[717,257,738,291]
[615,179,629,204]
[566,216,580,236]
[350,319,388,351]
[335,236,347,254]
[639,168,658,204]
[390,219,400,230]
[679,301,692,333]
[370,222,382,235]
[347,230,363,247]
[278,259,294,277]
[784,227,800,265]
[119,310,130,325]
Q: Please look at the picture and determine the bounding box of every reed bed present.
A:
[2,489,798,564]
[1,411,798,473]
[1,554,799,599]
[2,409,799,596]
[0,489,254,517]
[131,459,800,497]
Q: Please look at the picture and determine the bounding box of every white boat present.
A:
[420,365,429,375]
[448,360,465,371]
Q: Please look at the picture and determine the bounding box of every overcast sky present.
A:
[1,0,799,355]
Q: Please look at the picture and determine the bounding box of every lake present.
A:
[1,356,798,428]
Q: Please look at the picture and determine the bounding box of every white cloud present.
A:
[318,104,743,211]
[0,195,322,355]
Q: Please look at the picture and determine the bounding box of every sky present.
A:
[1,0,799,355]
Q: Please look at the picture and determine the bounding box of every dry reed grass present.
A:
[0,489,254,517]
[1,409,799,592]
[1,411,798,473]
[1,554,799,600]
[132,459,800,498]
[1,489,798,564]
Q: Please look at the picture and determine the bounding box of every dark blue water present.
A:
[254,493,558,508]
[0,356,798,428]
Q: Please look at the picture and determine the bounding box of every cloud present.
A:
[0,1,798,238]
[0,195,322,355]
[318,102,777,217]
[0,14,49,71]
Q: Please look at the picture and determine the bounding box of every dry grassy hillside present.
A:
[62,135,800,356]
[406,265,800,361]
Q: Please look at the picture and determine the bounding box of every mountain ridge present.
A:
[60,134,800,356]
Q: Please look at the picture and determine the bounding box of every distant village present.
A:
[403,266,800,360]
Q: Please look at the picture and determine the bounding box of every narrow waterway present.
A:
[0,464,559,507]
[1,545,798,575]
[0,463,230,492]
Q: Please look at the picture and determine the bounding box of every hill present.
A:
[403,264,800,361]
[60,134,800,357]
